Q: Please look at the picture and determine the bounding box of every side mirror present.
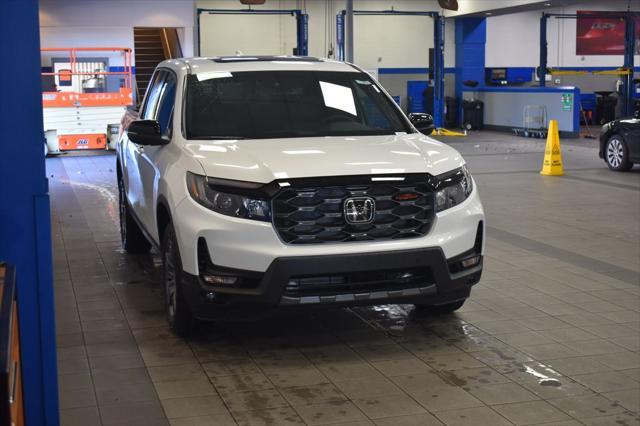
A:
[127,120,167,146]
[409,113,435,135]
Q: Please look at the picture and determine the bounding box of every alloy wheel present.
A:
[607,138,624,168]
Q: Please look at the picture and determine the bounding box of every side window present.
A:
[155,72,177,136]
[141,71,166,120]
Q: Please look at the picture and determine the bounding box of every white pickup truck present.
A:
[117,56,485,336]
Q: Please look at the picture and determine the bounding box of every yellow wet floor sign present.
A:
[540,119,564,176]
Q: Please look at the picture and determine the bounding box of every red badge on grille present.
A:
[394,193,419,201]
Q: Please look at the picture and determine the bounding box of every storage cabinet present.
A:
[0,264,24,426]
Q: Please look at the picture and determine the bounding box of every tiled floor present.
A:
[50,131,639,426]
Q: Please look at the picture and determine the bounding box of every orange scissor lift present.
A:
[41,47,133,153]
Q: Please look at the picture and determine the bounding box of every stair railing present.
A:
[160,28,183,59]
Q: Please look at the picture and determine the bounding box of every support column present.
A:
[336,12,345,61]
[539,14,549,87]
[455,17,487,126]
[433,14,446,128]
[0,1,59,425]
[623,13,636,117]
[296,12,309,56]
[345,0,354,62]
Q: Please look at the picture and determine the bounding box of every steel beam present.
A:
[0,0,59,425]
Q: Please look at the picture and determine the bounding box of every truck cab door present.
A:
[124,70,167,242]
[136,71,177,241]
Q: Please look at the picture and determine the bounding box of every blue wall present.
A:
[0,1,59,425]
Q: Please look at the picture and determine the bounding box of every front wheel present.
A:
[162,223,197,337]
[414,300,465,315]
[605,135,633,171]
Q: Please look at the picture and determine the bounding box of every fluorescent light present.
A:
[220,57,257,61]
[372,168,405,174]
[371,177,405,182]
[271,61,314,65]
[198,145,227,152]
[282,150,325,155]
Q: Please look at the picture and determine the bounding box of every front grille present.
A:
[272,180,435,244]
[284,267,434,298]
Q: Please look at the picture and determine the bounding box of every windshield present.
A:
[185,71,411,139]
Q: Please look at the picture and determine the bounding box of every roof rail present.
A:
[210,56,322,63]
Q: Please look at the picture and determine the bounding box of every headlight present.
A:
[435,165,473,212]
[186,172,271,222]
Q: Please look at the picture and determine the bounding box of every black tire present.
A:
[162,223,196,337]
[118,178,151,253]
[414,300,465,315]
[605,135,633,171]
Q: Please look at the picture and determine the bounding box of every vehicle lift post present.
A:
[539,12,638,117]
[196,8,309,57]
[336,10,446,129]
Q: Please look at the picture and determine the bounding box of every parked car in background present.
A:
[599,110,640,171]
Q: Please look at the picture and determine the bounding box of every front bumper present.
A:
[181,240,483,320]
[173,185,484,275]
[172,180,485,318]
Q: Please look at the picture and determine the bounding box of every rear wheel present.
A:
[605,135,633,171]
[162,223,196,337]
[118,178,151,253]
[414,300,465,315]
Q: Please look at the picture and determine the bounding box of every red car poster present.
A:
[576,11,640,55]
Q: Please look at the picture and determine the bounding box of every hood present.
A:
[184,133,464,183]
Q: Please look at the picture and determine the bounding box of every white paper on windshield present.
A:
[196,71,233,82]
[319,81,357,116]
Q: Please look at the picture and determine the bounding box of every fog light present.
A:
[460,256,480,269]
[202,275,238,285]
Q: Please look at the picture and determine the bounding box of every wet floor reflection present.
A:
[49,153,640,425]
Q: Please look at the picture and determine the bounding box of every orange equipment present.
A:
[41,47,134,153]
[41,47,133,108]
